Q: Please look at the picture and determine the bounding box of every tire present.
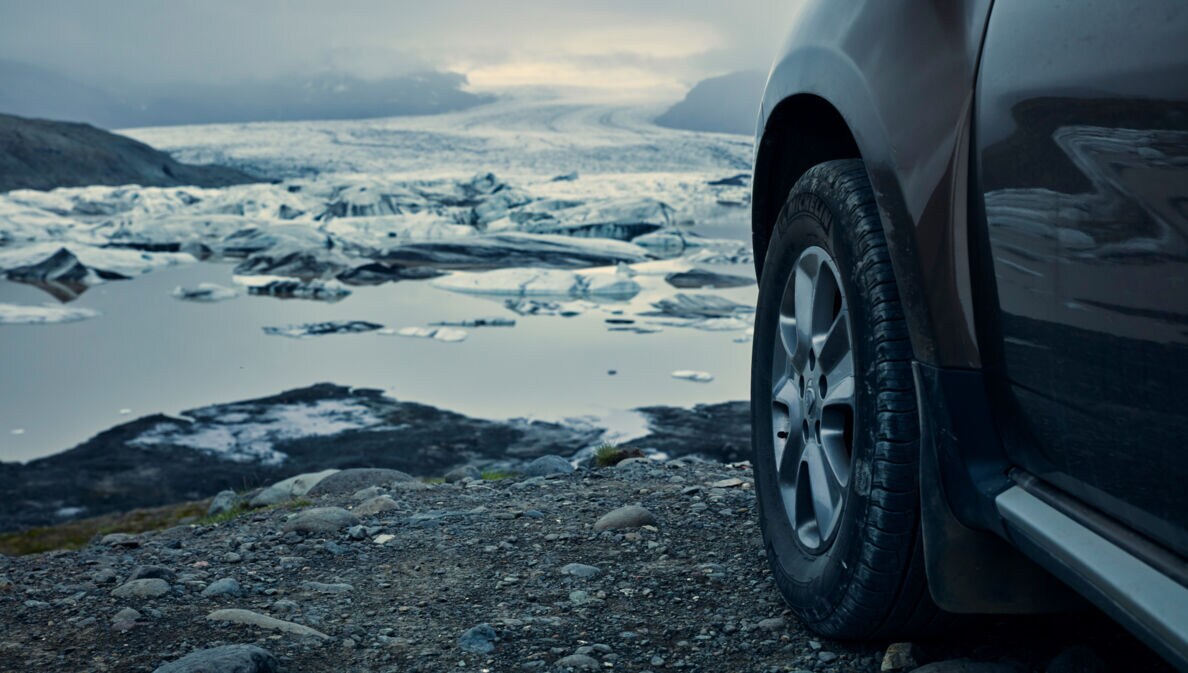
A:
[751,159,938,639]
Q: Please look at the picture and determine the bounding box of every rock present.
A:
[91,568,118,584]
[262,320,383,339]
[111,607,141,627]
[153,644,279,673]
[372,534,396,545]
[207,490,242,517]
[201,578,244,598]
[281,507,360,535]
[555,654,600,670]
[522,455,574,478]
[560,563,602,579]
[99,533,139,548]
[665,269,754,289]
[757,617,785,631]
[818,651,838,663]
[593,505,657,532]
[301,581,353,594]
[910,660,1025,673]
[444,465,481,483]
[881,642,917,671]
[1046,646,1107,673]
[709,477,745,488]
[128,565,176,582]
[111,578,170,599]
[458,623,497,653]
[354,495,400,517]
[206,608,330,640]
[250,469,340,507]
[351,486,386,500]
[305,468,414,496]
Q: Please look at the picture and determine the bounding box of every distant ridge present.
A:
[0,113,258,192]
[655,70,766,136]
[0,60,495,129]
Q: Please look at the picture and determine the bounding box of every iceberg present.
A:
[0,302,100,324]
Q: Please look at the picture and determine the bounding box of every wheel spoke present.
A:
[804,442,845,540]
[790,259,817,370]
[815,310,850,374]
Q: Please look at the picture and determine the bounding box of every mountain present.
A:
[0,61,134,129]
[0,60,495,129]
[0,113,258,192]
[655,70,766,136]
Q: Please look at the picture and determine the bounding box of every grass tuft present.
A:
[594,443,644,467]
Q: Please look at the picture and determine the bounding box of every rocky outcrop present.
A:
[0,113,258,192]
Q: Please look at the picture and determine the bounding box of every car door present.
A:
[974,0,1188,556]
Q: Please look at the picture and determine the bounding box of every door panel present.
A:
[975,0,1188,555]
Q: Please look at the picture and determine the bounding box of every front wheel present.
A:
[751,159,938,638]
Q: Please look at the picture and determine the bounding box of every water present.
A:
[0,259,755,462]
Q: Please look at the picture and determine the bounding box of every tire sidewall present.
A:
[751,185,880,624]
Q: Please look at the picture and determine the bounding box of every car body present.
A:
[751,0,1188,667]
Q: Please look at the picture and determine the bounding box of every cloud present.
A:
[0,0,797,95]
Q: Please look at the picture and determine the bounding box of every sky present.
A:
[0,0,796,97]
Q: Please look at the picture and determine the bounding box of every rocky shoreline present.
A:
[0,384,751,533]
[0,459,1165,673]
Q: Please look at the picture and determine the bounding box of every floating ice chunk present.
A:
[503,299,584,317]
[672,370,714,383]
[380,326,468,342]
[654,316,752,332]
[319,181,427,219]
[734,326,756,343]
[172,283,239,302]
[10,428,25,435]
[262,320,383,338]
[433,267,640,300]
[236,275,351,302]
[608,325,663,334]
[323,213,475,249]
[645,293,754,320]
[233,243,353,279]
[0,243,194,278]
[377,232,649,269]
[431,318,516,327]
[665,268,754,289]
[0,302,100,324]
[517,198,673,241]
[0,198,83,245]
[687,245,755,266]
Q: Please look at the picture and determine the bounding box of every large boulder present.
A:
[153,644,278,673]
[249,469,339,507]
[305,468,414,497]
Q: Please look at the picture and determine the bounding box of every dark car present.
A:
[749,1,1188,667]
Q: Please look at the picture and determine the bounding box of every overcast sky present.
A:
[0,0,796,96]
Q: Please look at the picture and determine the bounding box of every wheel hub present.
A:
[770,246,857,551]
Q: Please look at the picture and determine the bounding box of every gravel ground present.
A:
[0,459,1170,673]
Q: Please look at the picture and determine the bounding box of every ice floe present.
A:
[235,275,352,302]
[172,283,239,302]
[0,302,100,324]
[433,266,640,300]
[665,268,754,289]
[262,320,384,338]
[672,370,715,383]
[380,326,468,343]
